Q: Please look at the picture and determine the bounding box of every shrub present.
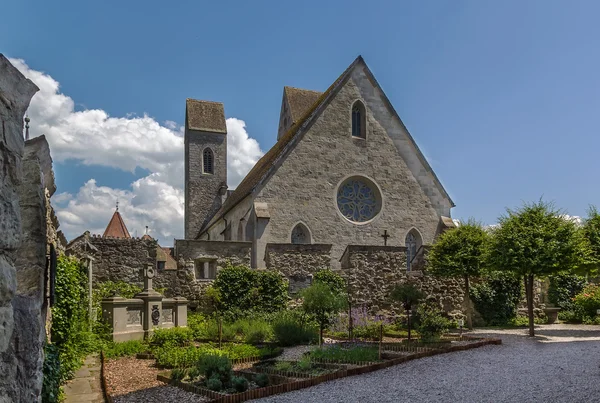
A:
[255,270,289,313]
[314,269,347,295]
[51,256,102,383]
[103,340,148,359]
[238,319,272,344]
[470,272,522,326]
[333,305,393,341]
[255,373,270,387]
[206,375,223,391]
[187,366,201,381]
[200,319,237,342]
[231,375,249,392]
[198,354,232,386]
[151,327,194,347]
[274,361,293,372]
[170,368,187,382]
[415,304,451,342]
[573,284,600,320]
[548,274,587,310]
[42,343,63,403]
[212,265,288,317]
[272,310,318,346]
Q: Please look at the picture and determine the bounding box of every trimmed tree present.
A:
[427,220,489,329]
[488,201,589,336]
[581,205,600,276]
[301,282,347,346]
[389,283,424,341]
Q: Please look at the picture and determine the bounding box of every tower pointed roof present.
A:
[103,207,131,238]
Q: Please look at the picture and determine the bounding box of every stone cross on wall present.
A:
[381,230,390,246]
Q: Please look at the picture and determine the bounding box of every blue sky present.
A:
[2,0,599,243]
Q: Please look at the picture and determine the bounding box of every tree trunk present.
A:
[319,324,323,347]
[527,274,535,337]
[464,275,473,330]
[407,308,412,342]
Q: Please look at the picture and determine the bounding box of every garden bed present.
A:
[251,359,345,378]
[155,336,502,402]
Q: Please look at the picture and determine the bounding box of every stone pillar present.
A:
[173,297,188,327]
[134,264,163,340]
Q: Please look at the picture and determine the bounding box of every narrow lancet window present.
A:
[203,148,214,174]
[352,101,366,139]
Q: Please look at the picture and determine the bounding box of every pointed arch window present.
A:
[291,223,311,244]
[405,229,422,271]
[203,148,214,174]
[352,101,366,139]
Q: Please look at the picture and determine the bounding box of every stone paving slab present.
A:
[63,354,104,403]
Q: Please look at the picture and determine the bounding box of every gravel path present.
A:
[105,357,208,403]
[251,325,600,403]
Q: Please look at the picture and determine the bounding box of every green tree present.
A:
[427,220,489,329]
[313,268,347,296]
[389,283,424,341]
[488,201,589,336]
[301,283,347,346]
[581,205,600,276]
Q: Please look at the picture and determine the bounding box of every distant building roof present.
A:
[186,99,227,133]
[103,210,131,238]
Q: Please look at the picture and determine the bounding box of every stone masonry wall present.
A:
[340,245,466,318]
[0,54,41,403]
[66,233,157,286]
[264,243,332,293]
[172,240,252,304]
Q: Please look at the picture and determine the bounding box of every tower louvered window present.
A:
[203,148,214,174]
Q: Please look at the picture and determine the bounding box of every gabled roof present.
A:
[200,57,363,235]
[200,55,454,235]
[186,99,227,133]
[103,210,131,238]
[284,87,323,123]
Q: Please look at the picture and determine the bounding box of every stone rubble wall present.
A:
[340,245,466,318]
[171,240,252,305]
[66,233,157,286]
[264,243,332,294]
[0,54,42,403]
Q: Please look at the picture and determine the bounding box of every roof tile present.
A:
[186,99,227,133]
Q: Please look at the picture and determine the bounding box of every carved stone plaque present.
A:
[151,305,160,326]
[127,308,141,325]
[162,308,173,323]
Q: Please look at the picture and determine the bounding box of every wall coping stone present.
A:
[340,244,408,262]
[266,243,332,253]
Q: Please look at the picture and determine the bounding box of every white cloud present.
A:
[11,58,264,245]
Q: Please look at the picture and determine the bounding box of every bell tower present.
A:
[184,99,228,239]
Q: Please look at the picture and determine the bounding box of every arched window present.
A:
[291,223,311,244]
[351,101,366,139]
[405,229,422,271]
[203,148,214,174]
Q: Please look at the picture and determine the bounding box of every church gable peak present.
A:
[277,87,323,140]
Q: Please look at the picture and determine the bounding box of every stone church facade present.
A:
[181,56,455,271]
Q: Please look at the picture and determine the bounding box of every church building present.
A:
[182,55,455,270]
